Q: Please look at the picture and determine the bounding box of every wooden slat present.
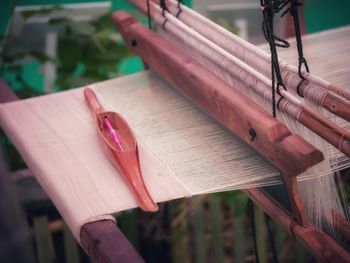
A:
[254,206,267,263]
[190,204,206,263]
[80,220,145,263]
[230,204,246,263]
[170,200,190,263]
[33,216,56,263]
[209,196,224,263]
[64,224,80,263]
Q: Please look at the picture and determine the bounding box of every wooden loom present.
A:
[109,9,350,262]
[1,4,350,263]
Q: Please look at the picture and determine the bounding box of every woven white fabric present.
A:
[0,71,281,241]
[0,72,192,240]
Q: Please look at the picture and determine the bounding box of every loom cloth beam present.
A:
[112,11,325,226]
[0,79,145,263]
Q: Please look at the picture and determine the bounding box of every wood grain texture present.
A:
[298,107,350,157]
[244,188,350,263]
[112,11,323,225]
[80,220,145,263]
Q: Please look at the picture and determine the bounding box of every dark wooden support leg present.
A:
[80,220,145,263]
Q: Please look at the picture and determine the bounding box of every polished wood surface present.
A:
[80,220,145,263]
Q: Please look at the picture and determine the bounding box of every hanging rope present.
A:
[260,0,289,117]
[160,0,169,29]
[281,0,310,97]
[176,0,183,18]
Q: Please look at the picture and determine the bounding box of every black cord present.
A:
[146,0,152,29]
[265,214,280,263]
[160,0,169,29]
[160,0,169,16]
[260,0,289,117]
[176,0,183,18]
[283,0,310,79]
[247,199,260,263]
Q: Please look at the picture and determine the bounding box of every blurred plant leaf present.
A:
[71,22,96,36]
[20,5,64,20]
[216,18,240,35]
[57,37,84,71]
[28,51,53,63]
[48,17,71,25]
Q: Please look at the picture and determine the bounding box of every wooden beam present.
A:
[80,220,145,263]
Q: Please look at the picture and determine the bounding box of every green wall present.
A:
[304,0,350,33]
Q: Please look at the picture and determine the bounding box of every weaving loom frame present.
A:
[1,9,350,263]
[1,75,349,262]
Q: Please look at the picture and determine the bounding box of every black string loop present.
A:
[176,0,183,18]
[160,0,169,29]
[260,0,290,117]
[276,83,287,111]
[298,57,310,78]
[160,0,169,16]
[296,78,308,97]
[284,0,311,98]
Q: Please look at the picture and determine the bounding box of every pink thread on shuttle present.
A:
[103,116,124,150]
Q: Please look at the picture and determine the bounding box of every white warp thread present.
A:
[164,0,339,106]
[151,3,349,236]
